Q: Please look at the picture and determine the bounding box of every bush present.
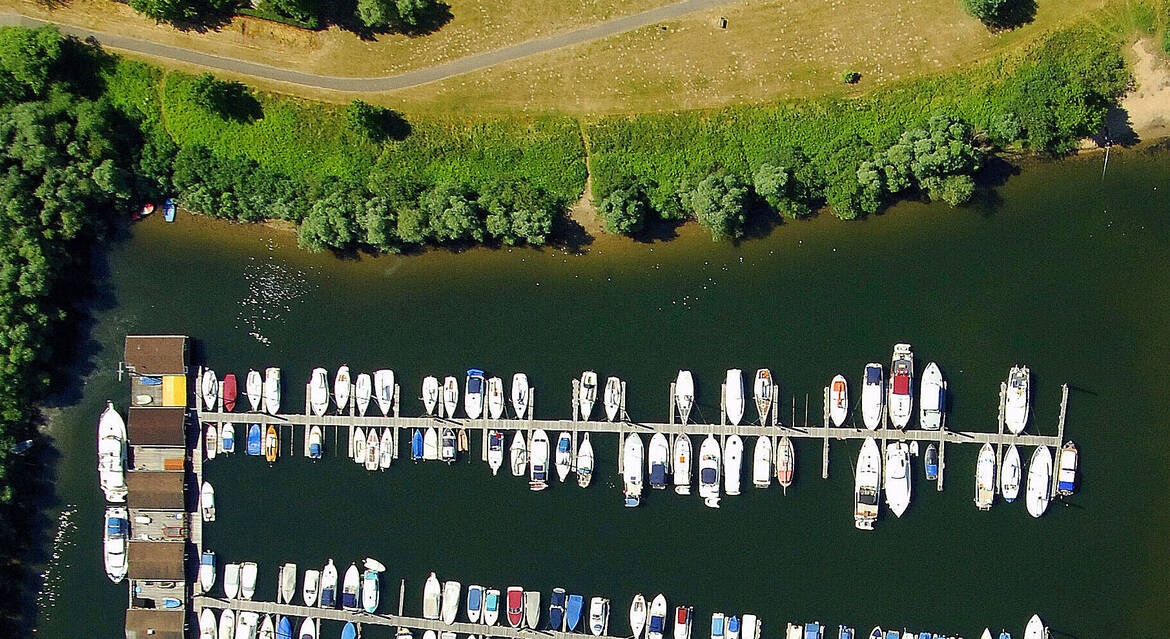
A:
[686,173,751,241]
[478,179,557,245]
[597,185,648,235]
[841,71,861,84]
[344,99,408,142]
[961,0,1034,29]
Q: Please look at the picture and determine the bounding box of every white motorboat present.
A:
[303,568,320,607]
[484,588,501,626]
[298,618,316,639]
[220,422,236,454]
[319,559,338,608]
[603,376,622,422]
[279,563,297,604]
[487,430,505,475]
[698,434,721,508]
[510,430,527,476]
[465,369,486,419]
[919,362,946,430]
[341,564,360,611]
[754,369,773,423]
[883,442,911,517]
[1023,615,1046,639]
[442,581,461,624]
[355,373,372,416]
[259,616,275,639]
[741,615,760,639]
[352,427,366,463]
[1005,365,1031,435]
[646,594,668,639]
[97,401,127,502]
[623,433,644,506]
[1058,440,1078,496]
[888,344,914,428]
[423,427,438,461]
[103,506,128,583]
[219,610,235,639]
[467,584,485,624]
[422,376,439,416]
[673,606,692,639]
[752,435,772,488]
[675,371,695,424]
[374,369,395,416]
[723,434,743,495]
[775,436,795,490]
[224,562,241,599]
[309,368,329,417]
[1026,445,1052,518]
[201,481,216,522]
[577,433,595,488]
[579,371,598,420]
[854,437,882,530]
[363,568,380,613]
[529,429,550,490]
[201,368,218,411]
[648,432,670,490]
[712,613,725,639]
[440,427,457,463]
[199,550,215,593]
[860,363,884,430]
[524,591,540,630]
[511,373,529,418]
[379,428,393,469]
[442,376,459,418]
[1000,443,1022,502]
[724,369,745,425]
[487,377,505,420]
[235,613,258,639]
[263,367,281,415]
[974,442,996,510]
[205,424,218,460]
[673,434,692,495]
[629,594,647,639]
[199,608,216,639]
[589,596,610,636]
[829,374,848,427]
[240,562,258,600]
[334,366,351,413]
[423,572,442,620]
[555,431,573,481]
[246,370,262,412]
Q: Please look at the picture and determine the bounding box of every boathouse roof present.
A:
[124,335,188,376]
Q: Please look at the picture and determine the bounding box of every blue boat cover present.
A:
[341,592,357,609]
[466,373,483,394]
[200,551,214,566]
[999,633,1012,639]
[533,464,546,480]
[805,623,821,639]
[650,464,666,487]
[885,632,900,639]
[412,429,423,459]
[711,616,724,635]
[700,468,717,484]
[140,377,162,386]
[468,588,482,611]
[467,368,484,377]
[276,617,293,639]
[246,424,262,455]
[727,617,739,633]
[838,627,854,639]
[320,586,335,607]
[106,517,124,535]
[566,595,584,630]
[222,431,234,446]
[918,633,931,639]
[558,437,571,452]
[649,616,665,633]
[866,367,881,383]
[309,442,321,457]
[1058,480,1075,491]
[341,623,357,639]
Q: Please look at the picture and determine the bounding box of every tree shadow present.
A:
[212,81,263,124]
[630,217,681,243]
[1090,106,1140,147]
[550,208,594,253]
[987,0,1037,30]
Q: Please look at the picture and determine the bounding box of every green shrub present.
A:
[597,185,649,235]
[686,173,751,241]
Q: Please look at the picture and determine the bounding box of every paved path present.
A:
[0,0,737,92]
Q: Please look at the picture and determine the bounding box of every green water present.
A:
[35,147,1170,639]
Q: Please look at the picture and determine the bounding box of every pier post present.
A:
[398,578,405,615]
[996,382,1006,493]
[617,422,625,475]
[771,384,778,427]
[571,379,580,423]
[529,388,535,420]
[821,386,830,479]
[937,436,946,491]
[669,382,676,425]
[392,384,400,459]
[481,420,489,463]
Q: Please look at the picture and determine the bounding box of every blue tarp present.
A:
[711,616,724,636]
[866,367,881,383]
[277,617,293,639]
[246,424,262,455]
[805,622,821,639]
[341,623,356,639]
[727,617,739,633]
[649,617,665,633]
[1058,480,1075,491]
[341,592,357,609]
[566,595,583,630]
[412,430,423,459]
[650,464,666,487]
[468,588,482,611]
[320,587,335,607]
[106,517,124,535]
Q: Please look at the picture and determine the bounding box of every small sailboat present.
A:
[246,423,262,456]
[1058,440,1078,495]
[484,588,501,626]
[365,428,380,471]
[648,432,670,490]
[199,550,215,593]
[341,563,360,611]
[550,588,567,630]
[423,573,442,620]
[1026,445,1052,518]
[310,368,329,417]
[264,425,278,463]
[555,431,573,481]
[222,374,237,412]
[510,430,528,476]
[442,376,459,418]
[240,562,258,600]
[974,442,996,510]
[465,369,486,419]
[1004,365,1031,435]
[319,559,338,608]
[675,371,695,424]
[711,613,725,639]
[487,430,504,475]
[511,373,529,418]
[422,376,439,415]
[355,373,372,417]
[246,370,263,412]
[524,590,541,630]
[673,434,692,495]
[221,422,236,454]
[467,584,485,624]
[199,608,217,639]
[279,563,297,604]
[724,369,745,425]
[861,363,884,430]
[577,433,595,488]
[604,376,622,422]
[646,594,668,639]
[440,427,457,463]
[362,568,380,613]
[579,371,598,420]
[104,506,128,583]
[224,562,241,599]
[623,432,645,506]
[919,362,946,430]
[1023,615,1045,639]
[334,366,351,414]
[530,429,550,490]
[205,424,218,460]
[723,434,744,495]
[884,441,911,517]
[673,606,692,639]
[888,344,914,429]
[200,481,216,522]
[487,377,505,420]
[423,427,438,461]
[698,434,721,508]
[776,436,795,490]
[629,594,647,639]
[754,369,773,423]
[263,367,281,415]
[97,402,127,502]
[375,369,395,416]
[854,437,882,530]
[219,610,235,639]
[589,597,610,636]
[201,369,218,411]
[752,435,772,488]
[352,427,366,463]
[829,374,848,427]
[303,568,320,606]
[298,618,316,639]
[308,425,323,459]
[924,443,939,481]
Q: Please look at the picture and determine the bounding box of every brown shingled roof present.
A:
[124,336,188,376]
[127,542,184,580]
[126,472,185,510]
[125,608,184,639]
[127,408,186,446]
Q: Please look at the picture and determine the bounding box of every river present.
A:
[33,146,1170,638]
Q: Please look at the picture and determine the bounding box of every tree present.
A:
[0,26,64,96]
[127,0,238,26]
[685,173,751,241]
[597,185,647,235]
[420,183,484,242]
[357,0,434,29]
[860,115,983,209]
[357,195,400,252]
[345,100,408,142]
[960,0,1034,29]
[393,0,431,28]
[297,189,361,251]
[357,0,394,28]
[479,179,557,245]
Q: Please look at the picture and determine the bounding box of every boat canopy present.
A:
[922,387,943,411]
[857,489,879,506]
[649,617,665,633]
[467,377,483,393]
[892,375,910,395]
[700,468,717,483]
[676,608,688,623]
[712,617,724,634]
[341,592,357,609]
[805,624,821,639]
[106,517,125,535]
[865,367,881,383]
[650,464,666,487]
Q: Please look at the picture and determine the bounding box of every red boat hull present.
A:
[506,588,524,627]
[222,374,237,412]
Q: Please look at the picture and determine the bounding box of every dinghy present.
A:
[727,616,740,639]
[97,401,127,502]
[646,594,668,639]
[974,443,996,510]
[673,606,692,639]
[341,563,360,611]
[776,436,795,490]
[555,431,573,481]
[589,597,610,636]
[724,369,745,425]
[365,429,380,471]
[579,371,598,420]
[362,568,380,613]
[511,373,529,418]
[854,437,882,530]
[861,363,884,430]
[246,424,262,456]
[465,369,486,419]
[440,427,457,463]
[201,369,218,411]
[205,424,218,460]
[223,374,237,412]
[319,559,338,608]
[629,594,647,639]
[604,376,622,421]
[280,563,297,604]
[423,428,438,461]
[467,584,484,624]
[411,428,423,461]
[298,618,316,639]
[246,370,263,412]
[264,425,278,463]
[829,374,848,427]
[1058,440,1078,495]
[577,433,595,488]
[199,550,215,592]
[698,434,721,508]
[422,376,439,415]
[484,588,501,626]
[442,376,459,418]
[754,369,774,423]
[199,608,217,639]
[924,443,939,481]
[458,428,469,454]
[723,434,744,495]
[264,367,281,415]
[303,569,320,606]
[550,588,567,630]
[487,377,505,420]
[201,482,216,522]
[673,434,692,495]
[220,610,235,639]
[888,344,914,429]
[240,562,258,600]
[752,435,772,488]
[675,371,695,424]
[529,429,550,490]
[883,441,911,517]
[1004,365,1031,435]
[487,430,504,475]
[355,373,372,416]
[423,573,442,620]
[648,432,670,490]
[224,562,241,599]
[1023,615,1045,639]
[1026,445,1052,518]
[510,431,528,476]
[919,363,946,430]
[221,422,236,454]
[104,506,128,583]
[524,591,541,629]
[623,433,645,506]
[308,425,323,459]
[375,369,395,416]
[334,366,351,413]
[341,624,356,639]
[310,368,329,416]
[712,613,725,639]
[352,427,366,463]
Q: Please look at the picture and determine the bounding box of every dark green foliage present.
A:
[128,0,238,27]
[421,183,485,242]
[188,73,260,123]
[345,100,409,142]
[752,147,822,218]
[686,173,751,241]
[478,179,557,246]
[597,185,648,235]
[960,0,1035,29]
[860,115,983,208]
[357,0,396,28]
[841,71,861,84]
[297,187,362,251]
[171,144,308,222]
[0,26,63,97]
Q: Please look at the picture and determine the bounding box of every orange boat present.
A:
[264,425,278,463]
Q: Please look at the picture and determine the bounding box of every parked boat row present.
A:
[204,423,279,462]
[197,608,318,639]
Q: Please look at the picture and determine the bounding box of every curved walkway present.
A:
[0,0,736,91]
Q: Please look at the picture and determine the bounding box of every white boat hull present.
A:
[1026,445,1052,517]
[752,435,772,488]
[723,435,743,495]
[883,442,911,517]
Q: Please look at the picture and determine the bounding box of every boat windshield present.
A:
[468,377,483,393]
[866,367,881,383]
[857,490,879,506]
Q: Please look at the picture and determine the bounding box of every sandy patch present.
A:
[1122,38,1170,140]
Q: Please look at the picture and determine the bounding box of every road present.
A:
[0,0,737,92]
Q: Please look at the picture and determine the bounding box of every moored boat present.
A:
[579,371,598,420]
[319,559,338,608]
[740,617,759,639]
[623,432,645,506]
[379,428,393,469]
[298,617,316,639]
[263,367,281,415]
[355,373,372,417]
[222,373,237,412]
[440,427,457,463]
[363,568,380,613]
[97,401,128,502]
[549,588,567,630]
[753,435,772,488]
[712,613,726,639]
[484,588,501,626]
[604,376,622,422]
[724,369,745,425]
[589,597,610,636]
[648,432,670,490]
[829,374,848,427]
[206,424,218,460]
[279,563,297,604]
[199,549,215,593]
[333,366,351,413]
[465,369,486,419]
[240,562,258,600]
[888,344,914,429]
[861,363,884,430]
[555,431,573,482]
[510,430,527,476]
[104,506,128,583]
[1023,615,1045,639]
[264,425,278,463]
[341,563,360,611]
[1057,440,1078,495]
[442,376,459,418]
[723,434,743,496]
[673,434,692,495]
[442,581,462,624]
[219,610,235,639]
[201,369,218,411]
[754,369,773,423]
[224,563,241,598]
[1004,365,1031,435]
[675,371,695,424]
[776,436,795,490]
[423,427,438,461]
[221,422,236,454]
[698,434,721,508]
[726,615,740,639]
[246,423,262,456]
[919,362,946,430]
[511,373,529,418]
[646,594,667,639]
[310,368,329,417]
[577,433,595,488]
[467,584,484,624]
[365,429,380,471]
[303,568,320,607]
[1026,445,1052,517]
[924,443,939,481]
[1001,444,1022,502]
[246,370,263,412]
[308,425,323,459]
[422,376,439,416]
[974,443,996,510]
[487,430,504,475]
[524,590,541,630]
[423,573,442,620]
[199,608,216,639]
[488,377,505,420]
[375,369,395,416]
[352,427,366,463]
[529,429,550,490]
[854,437,882,530]
[277,616,293,639]
[629,594,647,639]
[673,606,692,639]
[200,481,216,522]
[884,441,911,517]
